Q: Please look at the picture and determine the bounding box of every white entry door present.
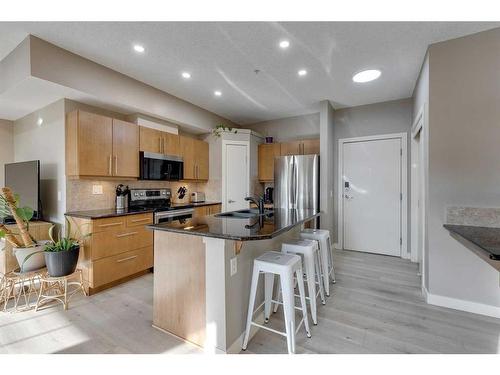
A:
[223,142,249,211]
[342,137,402,256]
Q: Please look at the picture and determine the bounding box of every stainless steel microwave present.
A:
[139,152,183,181]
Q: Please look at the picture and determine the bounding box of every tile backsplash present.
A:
[66,179,210,212]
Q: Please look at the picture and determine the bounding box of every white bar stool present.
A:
[273,239,325,325]
[242,251,311,354]
[300,229,336,296]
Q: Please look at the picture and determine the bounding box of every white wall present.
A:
[246,113,320,142]
[332,99,413,246]
[412,53,430,289]
[13,99,66,223]
[0,119,14,187]
[426,28,500,314]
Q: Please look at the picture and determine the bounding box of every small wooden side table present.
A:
[35,269,86,311]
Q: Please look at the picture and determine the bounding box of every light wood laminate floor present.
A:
[245,249,500,354]
[0,249,498,354]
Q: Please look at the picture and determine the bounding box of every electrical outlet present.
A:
[92,184,103,195]
[230,257,237,276]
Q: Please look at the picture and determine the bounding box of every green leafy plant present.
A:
[0,188,35,248]
[212,124,238,138]
[21,216,90,267]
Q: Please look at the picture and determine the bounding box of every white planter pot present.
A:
[13,241,49,272]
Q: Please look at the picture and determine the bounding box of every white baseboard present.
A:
[226,311,265,354]
[423,287,500,319]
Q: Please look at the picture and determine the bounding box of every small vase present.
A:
[44,245,80,277]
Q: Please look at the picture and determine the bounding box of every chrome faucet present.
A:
[245,195,265,216]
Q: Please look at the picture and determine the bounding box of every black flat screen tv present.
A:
[3,160,42,222]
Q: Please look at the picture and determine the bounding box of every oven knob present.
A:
[134,193,139,197]
[140,192,144,196]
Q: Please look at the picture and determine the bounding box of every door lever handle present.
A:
[228,199,236,203]
[344,194,354,200]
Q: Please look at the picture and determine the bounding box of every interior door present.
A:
[342,137,402,256]
[113,119,139,178]
[224,143,249,211]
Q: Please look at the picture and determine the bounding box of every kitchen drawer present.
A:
[92,217,126,233]
[91,226,153,260]
[92,246,153,288]
[125,213,153,227]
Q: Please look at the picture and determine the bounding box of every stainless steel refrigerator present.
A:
[274,154,319,212]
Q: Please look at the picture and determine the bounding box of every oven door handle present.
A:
[155,208,195,219]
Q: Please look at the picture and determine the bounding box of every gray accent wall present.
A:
[332,99,413,247]
[426,28,500,311]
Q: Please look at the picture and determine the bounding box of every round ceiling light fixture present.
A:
[279,40,290,49]
[133,44,145,53]
[352,69,381,83]
[298,69,308,76]
[214,90,222,97]
[181,72,191,79]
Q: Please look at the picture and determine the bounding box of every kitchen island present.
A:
[147,208,320,353]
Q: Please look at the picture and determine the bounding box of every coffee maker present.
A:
[264,187,274,203]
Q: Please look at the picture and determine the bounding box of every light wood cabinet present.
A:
[139,126,162,154]
[66,110,139,178]
[68,213,153,295]
[163,132,181,156]
[258,138,319,181]
[113,119,139,178]
[193,204,221,217]
[258,143,281,182]
[280,141,302,156]
[180,136,209,180]
[301,139,320,155]
[140,126,181,156]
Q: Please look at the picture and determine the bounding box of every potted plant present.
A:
[0,187,46,272]
[212,124,238,138]
[23,217,88,277]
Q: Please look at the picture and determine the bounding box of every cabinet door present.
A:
[280,141,302,156]
[258,143,281,181]
[113,119,139,178]
[302,139,320,155]
[195,139,209,180]
[193,206,207,217]
[163,132,181,156]
[139,126,162,154]
[208,204,221,215]
[180,136,196,179]
[78,111,113,176]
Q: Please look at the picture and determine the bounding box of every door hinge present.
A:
[400,148,402,156]
[400,193,403,201]
[400,238,402,245]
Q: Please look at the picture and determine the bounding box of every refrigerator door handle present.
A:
[291,156,298,209]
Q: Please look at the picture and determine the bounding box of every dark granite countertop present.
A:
[443,224,500,261]
[147,208,320,241]
[65,201,222,219]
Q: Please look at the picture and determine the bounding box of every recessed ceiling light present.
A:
[181,72,191,79]
[214,90,222,97]
[133,44,145,53]
[298,69,307,76]
[352,69,381,83]
[36,117,43,127]
[279,40,290,49]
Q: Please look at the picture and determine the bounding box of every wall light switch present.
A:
[92,184,103,195]
[230,257,237,276]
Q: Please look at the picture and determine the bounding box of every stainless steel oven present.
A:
[140,151,183,181]
[154,208,195,224]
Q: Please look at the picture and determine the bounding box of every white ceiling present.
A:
[0,22,498,124]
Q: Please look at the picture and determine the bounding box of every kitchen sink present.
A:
[215,208,274,219]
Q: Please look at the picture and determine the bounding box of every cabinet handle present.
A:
[98,222,123,228]
[130,218,150,223]
[108,155,112,175]
[116,231,138,238]
[196,165,199,179]
[116,255,138,263]
[114,155,118,176]
[159,137,162,153]
[162,138,165,154]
